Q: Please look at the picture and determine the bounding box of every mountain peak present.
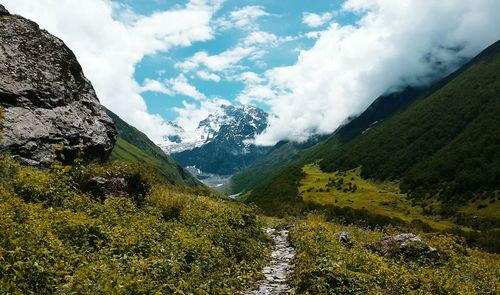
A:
[157,105,271,175]
[159,105,268,155]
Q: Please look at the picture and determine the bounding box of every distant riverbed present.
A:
[185,166,232,192]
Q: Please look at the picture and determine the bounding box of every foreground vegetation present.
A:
[0,155,270,294]
[290,215,500,294]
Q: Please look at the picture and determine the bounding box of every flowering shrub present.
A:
[0,156,270,294]
[290,214,500,294]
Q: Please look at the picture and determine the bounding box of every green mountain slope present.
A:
[105,109,202,188]
[246,40,500,216]
[320,40,500,202]
[230,136,327,194]
[232,86,426,195]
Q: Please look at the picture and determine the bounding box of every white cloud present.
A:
[2,0,221,142]
[141,78,173,95]
[176,46,259,72]
[237,84,276,105]
[303,12,334,28]
[196,70,221,82]
[173,98,231,131]
[243,31,278,46]
[176,31,288,78]
[254,0,500,145]
[141,74,207,100]
[304,31,323,39]
[215,5,270,30]
[167,74,206,100]
[237,72,264,84]
[232,72,275,105]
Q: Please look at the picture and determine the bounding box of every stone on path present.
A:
[242,228,295,295]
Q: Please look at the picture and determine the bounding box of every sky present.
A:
[3,0,500,145]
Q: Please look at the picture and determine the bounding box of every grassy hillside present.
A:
[300,164,458,231]
[247,40,500,210]
[0,155,270,293]
[105,109,201,188]
[320,40,500,204]
[241,90,425,215]
[232,86,426,195]
[236,38,499,197]
[230,136,327,194]
[245,41,500,252]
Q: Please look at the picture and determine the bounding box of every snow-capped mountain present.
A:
[158,105,272,175]
[159,105,268,154]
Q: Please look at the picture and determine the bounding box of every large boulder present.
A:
[368,233,439,260]
[0,5,116,166]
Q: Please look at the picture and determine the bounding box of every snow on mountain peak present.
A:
[158,105,268,154]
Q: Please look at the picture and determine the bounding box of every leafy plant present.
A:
[0,155,270,294]
[290,215,500,294]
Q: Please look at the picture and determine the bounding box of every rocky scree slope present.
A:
[0,5,116,166]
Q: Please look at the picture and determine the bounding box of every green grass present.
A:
[112,137,161,166]
[290,215,500,294]
[111,137,201,188]
[0,155,270,294]
[230,137,328,194]
[300,164,459,231]
[320,40,500,203]
[459,197,500,219]
[105,108,202,189]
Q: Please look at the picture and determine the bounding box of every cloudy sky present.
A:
[3,0,500,145]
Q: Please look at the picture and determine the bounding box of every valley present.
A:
[185,165,232,191]
[0,2,499,294]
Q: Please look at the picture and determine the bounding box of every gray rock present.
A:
[334,231,353,247]
[85,177,128,201]
[368,233,439,260]
[0,7,116,166]
[394,233,421,243]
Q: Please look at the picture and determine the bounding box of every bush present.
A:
[289,215,500,294]
[0,155,270,294]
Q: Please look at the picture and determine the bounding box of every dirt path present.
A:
[244,227,295,295]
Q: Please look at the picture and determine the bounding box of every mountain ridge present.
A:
[164,104,272,175]
[243,39,500,219]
